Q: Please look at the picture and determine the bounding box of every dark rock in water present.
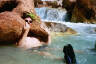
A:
[63,44,76,64]
[44,22,77,34]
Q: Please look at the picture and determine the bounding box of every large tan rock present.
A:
[0,0,36,16]
[0,0,51,45]
[0,12,25,44]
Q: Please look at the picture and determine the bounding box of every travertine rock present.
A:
[0,0,51,45]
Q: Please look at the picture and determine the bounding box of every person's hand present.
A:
[24,22,30,31]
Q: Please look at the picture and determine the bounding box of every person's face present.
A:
[25,17,32,24]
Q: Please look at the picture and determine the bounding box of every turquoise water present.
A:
[51,34,96,64]
[0,33,96,64]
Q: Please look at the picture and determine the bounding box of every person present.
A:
[17,16,45,49]
[63,44,76,64]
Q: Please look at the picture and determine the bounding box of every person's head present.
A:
[24,17,32,24]
[22,12,33,24]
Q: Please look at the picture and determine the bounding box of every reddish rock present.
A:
[0,12,25,44]
[62,0,76,21]
[62,0,76,13]
[62,0,96,23]
[0,0,51,45]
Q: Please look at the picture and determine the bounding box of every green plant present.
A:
[26,12,40,22]
[26,13,36,20]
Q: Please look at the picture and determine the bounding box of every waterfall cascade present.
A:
[35,7,96,34]
[35,7,67,21]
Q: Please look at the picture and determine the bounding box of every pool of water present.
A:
[0,33,96,64]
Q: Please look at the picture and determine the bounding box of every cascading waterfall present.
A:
[35,7,67,21]
[35,7,96,34]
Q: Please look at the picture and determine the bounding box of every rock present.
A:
[71,0,96,23]
[0,12,25,44]
[28,21,51,44]
[0,0,51,45]
[62,0,76,12]
[44,22,77,34]
[62,0,76,20]
[13,0,36,16]
[34,0,62,8]
[62,0,96,23]
[0,0,36,16]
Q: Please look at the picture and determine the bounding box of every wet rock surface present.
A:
[44,22,77,34]
[0,0,50,45]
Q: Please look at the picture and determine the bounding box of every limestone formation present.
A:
[34,0,62,8]
[0,0,50,45]
[62,0,96,23]
[0,12,25,44]
[44,22,77,34]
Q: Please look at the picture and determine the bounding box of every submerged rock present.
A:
[44,22,77,34]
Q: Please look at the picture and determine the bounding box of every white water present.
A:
[35,7,96,34]
[35,7,67,21]
[43,20,96,34]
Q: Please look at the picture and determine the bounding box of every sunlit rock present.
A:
[44,22,77,34]
[0,12,25,44]
[0,0,51,46]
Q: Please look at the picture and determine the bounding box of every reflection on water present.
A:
[0,33,96,64]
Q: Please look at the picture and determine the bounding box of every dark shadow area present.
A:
[0,1,18,13]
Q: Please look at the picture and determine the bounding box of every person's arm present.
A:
[18,22,30,46]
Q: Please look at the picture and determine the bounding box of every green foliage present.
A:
[26,13,36,20]
[26,12,40,22]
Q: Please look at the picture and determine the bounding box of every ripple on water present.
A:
[0,33,96,64]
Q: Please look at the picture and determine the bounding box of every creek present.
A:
[0,7,96,64]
